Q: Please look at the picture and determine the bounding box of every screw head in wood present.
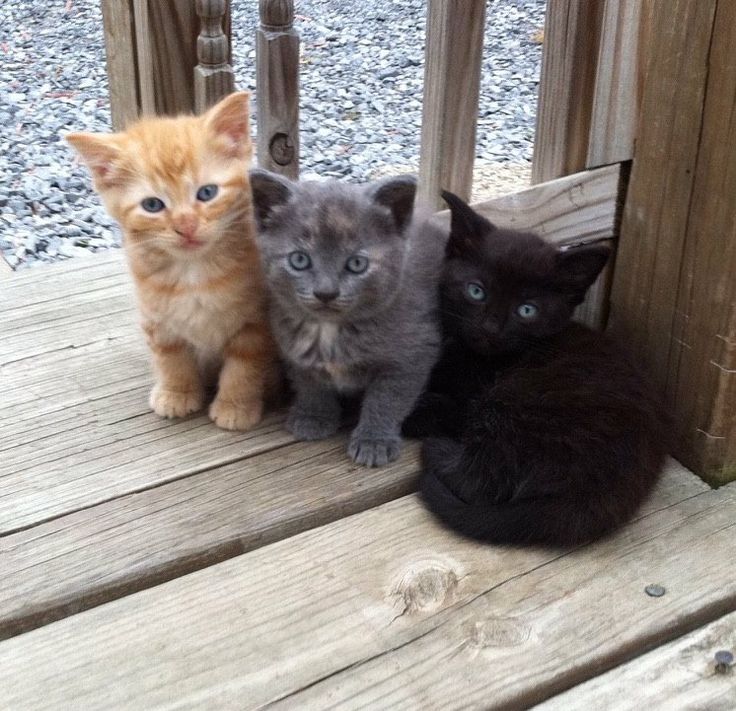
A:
[644,584,666,597]
[714,650,734,674]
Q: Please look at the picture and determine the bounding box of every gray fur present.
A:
[251,169,446,466]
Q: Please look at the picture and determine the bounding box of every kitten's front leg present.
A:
[287,368,341,440]
[349,367,429,467]
[210,322,276,431]
[145,325,204,418]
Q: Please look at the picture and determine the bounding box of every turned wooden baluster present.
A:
[256,0,300,178]
[194,0,235,113]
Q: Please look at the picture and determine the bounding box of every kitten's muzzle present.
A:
[313,288,340,303]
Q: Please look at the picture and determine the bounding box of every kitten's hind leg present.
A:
[286,368,341,440]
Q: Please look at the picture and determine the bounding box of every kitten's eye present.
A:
[466,282,486,302]
[288,251,312,271]
[141,197,165,213]
[345,255,369,274]
[517,303,539,319]
[196,184,218,202]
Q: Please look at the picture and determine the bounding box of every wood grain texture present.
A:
[0,439,420,641]
[256,0,299,177]
[666,0,736,484]
[586,0,641,167]
[536,610,736,710]
[0,464,723,710]
[608,0,717,385]
[133,0,231,116]
[193,0,235,112]
[417,0,486,207]
[532,0,605,183]
[100,0,140,129]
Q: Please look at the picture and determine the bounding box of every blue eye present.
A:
[141,197,165,213]
[288,251,312,271]
[517,303,539,319]
[196,184,218,202]
[345,255,369,274]
[466,282,486,301]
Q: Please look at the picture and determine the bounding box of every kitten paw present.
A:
[149,386,204,419]
[348,434,402,467]
[287,410,340,440]
[209,397,263,431]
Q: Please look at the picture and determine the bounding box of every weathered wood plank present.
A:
[536,610,736,710]
[0,464,724,710]
[0,439,420,641]
[586,0,641,167]
[665,0,736,485]
[100,0,140,129]
[608,0,717,386]
[532,0,604,183]
[133,0,230,116]
[418,0,486,207]
[441,163,620,247]
[193,0,235,112]
[256,0,300,178]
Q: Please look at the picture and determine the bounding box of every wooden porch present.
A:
[2,229,735,709]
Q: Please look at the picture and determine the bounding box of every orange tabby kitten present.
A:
[66,92,278,430]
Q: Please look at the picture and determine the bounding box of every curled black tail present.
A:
[420,439,619,547]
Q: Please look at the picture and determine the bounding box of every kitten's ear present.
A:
[249,168,294,229]
[556,245,610,290]
[204,91,251,159]
[441,190,490,257]
[371,175,417,232]
[66,132,124,188]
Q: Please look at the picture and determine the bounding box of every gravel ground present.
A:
[0,0,544,271]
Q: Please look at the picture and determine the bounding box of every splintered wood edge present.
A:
[432,164,621,247]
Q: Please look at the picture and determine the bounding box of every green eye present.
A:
[288,251,312,270]
[196,184,218,202]
[466,282,486,301]
[141,197,165,213]
[517,303,539,319]
[345,255,369,274]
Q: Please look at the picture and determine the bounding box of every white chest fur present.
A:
[290,320,359,391]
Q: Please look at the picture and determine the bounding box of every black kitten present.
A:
[403,191,668,547]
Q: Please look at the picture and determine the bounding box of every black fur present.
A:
[403,192,668,547]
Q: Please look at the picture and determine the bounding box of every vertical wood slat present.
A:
[100,0,140,130]
[607,0,736,483]
[667,0,736,484]
[194,0,235,112]
[531,0,605,184]
[256,0,300,178]
[586,0,642,167]
[132,0,231,116]
[417,0,486,208]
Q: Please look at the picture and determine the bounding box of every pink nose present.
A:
[173,215,199,240]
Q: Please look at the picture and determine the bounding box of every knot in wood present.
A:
[269,133,295,166]
[393,561,459,614]
[259,0,294,28]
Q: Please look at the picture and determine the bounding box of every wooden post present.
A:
[586,0,642,167]
[101,0,141,130]
[256,0,300,178]
[417,0,486,208]
[194,0,235,113]
[131,0,230,116]
[609,0,736,484]
[531,0,605,184]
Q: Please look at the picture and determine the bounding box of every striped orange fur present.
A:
[66,92,279,430]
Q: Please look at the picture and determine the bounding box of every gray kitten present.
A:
[250,170,445,466]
